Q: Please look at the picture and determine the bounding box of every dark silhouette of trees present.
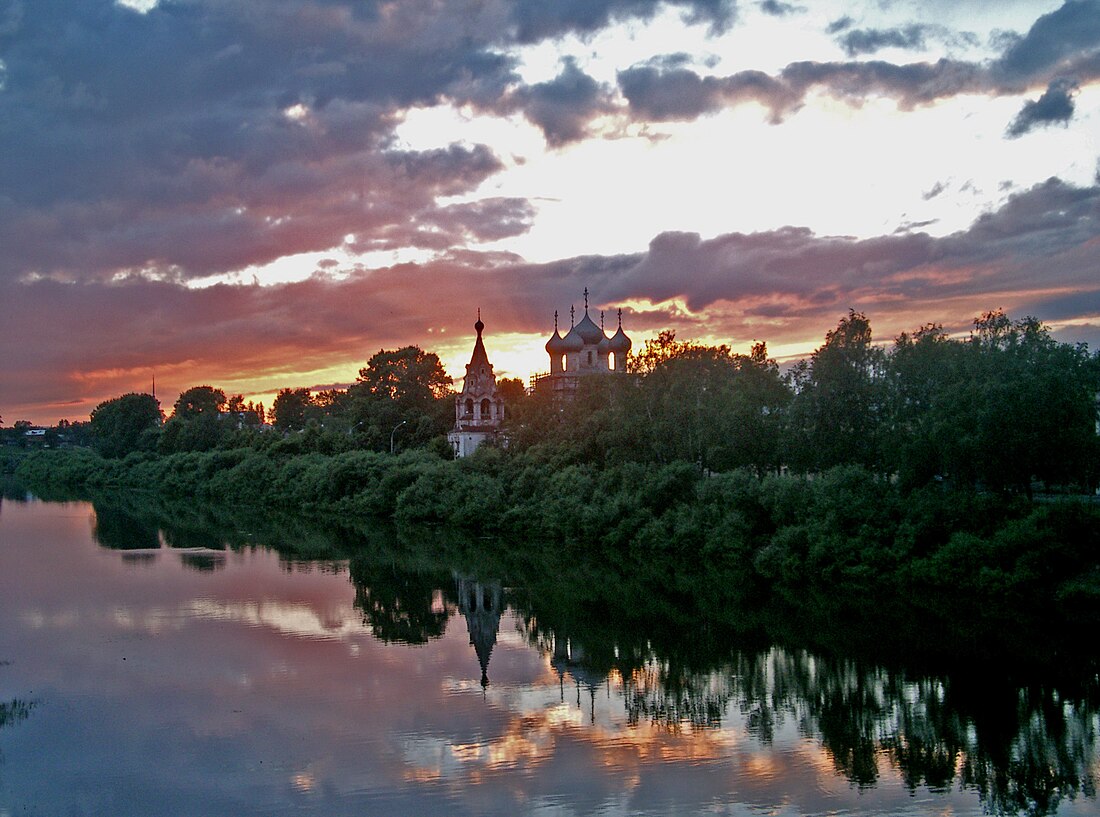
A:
[89,392,162,458]
[347,346,453,451]
[160,386,229,453]
[271,387,315,431]
[884,311,1099,494]
[786,310,887,473]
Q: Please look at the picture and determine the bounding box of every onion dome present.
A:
[545,329,566,354]
[561,324,584,353]
[608,309,631,354]
[545,310,567,354]
[574,311,605,345]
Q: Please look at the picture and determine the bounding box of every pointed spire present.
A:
[617,308,623,329]
[570,305,575,327]
[600,310,605,331]
[474,307,484,336]
[554,310,559,332]
[584,287,589,313]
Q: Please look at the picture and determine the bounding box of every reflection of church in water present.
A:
[448,291,632,457]
[455,573,503,688]
[453,573,611,719]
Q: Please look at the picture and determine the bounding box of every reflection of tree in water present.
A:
[349,557,450,645]
[517,613,1097,816]
[92,504,160,550]
[0,699,35,730]
[1,661,38,766]
[621,662,734,732]
[179,552,226,572]
[733,651,1096,814]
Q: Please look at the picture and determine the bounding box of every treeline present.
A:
[76,345,460,459]
[509,309,1100,495]
[60,309,1100,497]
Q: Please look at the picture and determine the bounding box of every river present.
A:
[0,494,1097,816]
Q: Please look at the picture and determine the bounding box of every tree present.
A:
[347,347,453,451]
[89,393,163,458]
[160,386,229,453]
[227,394,265,427]
[786,311,887,473]
[173,386,226,418]
[884,323,959,487]
[628,330,731,375]
[885,311,1099,494]
[272,388,314,431]
[355,346,452,403]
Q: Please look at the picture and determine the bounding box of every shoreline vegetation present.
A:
[11,309,1100,664]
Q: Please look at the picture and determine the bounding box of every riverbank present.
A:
[16,446,1100,663]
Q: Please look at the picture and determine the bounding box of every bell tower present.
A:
[448,310,505,457]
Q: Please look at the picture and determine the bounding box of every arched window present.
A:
[609,352,616,370]
[480,398,491,418]
[464,399,474,416]
[587,351,593,366]
[560,354,566,372]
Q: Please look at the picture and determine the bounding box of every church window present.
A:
[480,398,491,418]
[609,352,616,370]
[464,399,474,416]
[587,351,593,365]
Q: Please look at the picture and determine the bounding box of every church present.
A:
[448,310,505,458]
[535,288,632,398]
[448,292,632,458]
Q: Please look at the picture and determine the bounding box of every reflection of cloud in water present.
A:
[183,598,362,642]
[20,598,364,644]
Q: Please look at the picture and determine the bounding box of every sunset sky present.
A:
[2,0,1099,424]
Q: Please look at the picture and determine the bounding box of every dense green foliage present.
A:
[89,392,162,458]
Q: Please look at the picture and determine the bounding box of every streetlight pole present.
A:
[390,419,407,454]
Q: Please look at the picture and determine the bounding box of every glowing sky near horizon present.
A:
[1,0,1099,423]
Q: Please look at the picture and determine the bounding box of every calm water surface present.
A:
[0,496,1097,816]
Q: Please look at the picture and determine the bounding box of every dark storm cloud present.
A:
[833,23,980,58]
[464,177,1100,330]
[508,59,617,147]
[0,142,508,279]
[0,0,736,286]
[507,0,737,42]
[1006,78,1078,136]
[619,1,1100,125]
[758,1,802,18]
[837,25,932,56]
[992,0,1100,83]
[619,56,982,121]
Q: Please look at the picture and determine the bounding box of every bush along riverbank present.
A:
[17,445,1100,649]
